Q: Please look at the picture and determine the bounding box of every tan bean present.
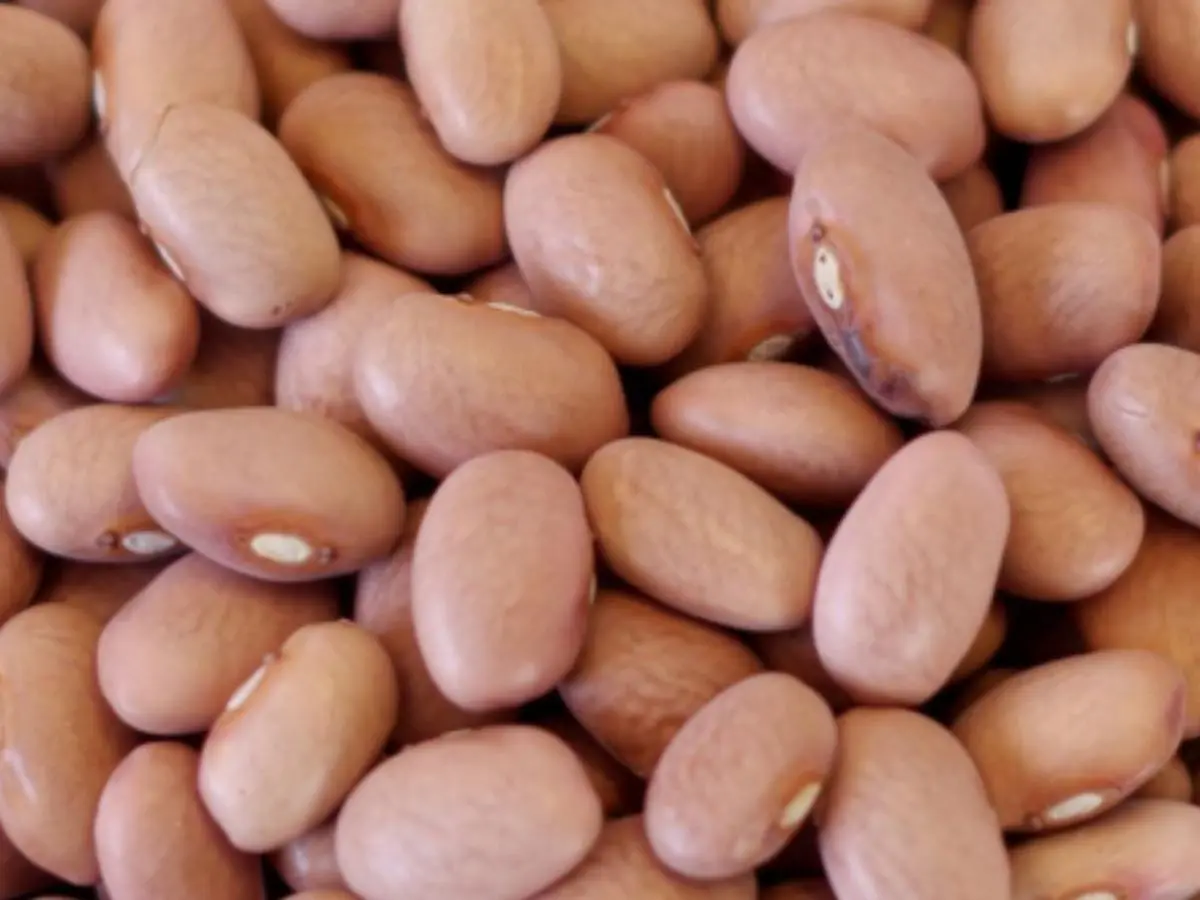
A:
[464,263,540,314]
[272,820,348,895]
[0,494,41,628]
[951,601,1009,682]
[583,438,822,631]
[1137,0,1200,121]
[596,80,745,226]
[263,0,396,39]
[15,0,103,33]
[727,13,984,178]
[532,712,645,819]
[0,824,52,899]
[1009,799,1200,900]
[128,104,341,329]
[558,589,764,777]
[652,362,903,508]
[1136,755,1193,802]
[279,73,505,277]
[4,404,181,561]
[923,0,971,55]
[166,314,279,410]
[722,0,934,43]
[200,620,398,852]
[818,708,1010,900]
[541,0,719,125]
[969,203,1160,383]
[0,6,90,168]
[941,163,1005,233]
[95,742,263,900]
[761,880,835,900]
[133,407,405,581]
[1170,133,1200,234]
[1002,376,1100,452]
[354,292,628,477]
[1149,227,1200,351]
[0,221,33,397]
[38,559,164,624]
[814,431,1009,705]
[336,725,603,900]
[283,893,358,900]
[505,133,708,366]
[957,401,1144,600]
[45,135,136,222]
[0,604,137,884]
[789,124,982,425]
[532,815,756,900]
[0,367,89,469]
[93,0,259,178]
[0,198,52,265]
[752,626,854,713]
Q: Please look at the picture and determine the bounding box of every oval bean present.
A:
[940,163,1005,233]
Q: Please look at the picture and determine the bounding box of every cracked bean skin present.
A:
[583,438,823,632]
[818,708,1011,900]
[559,589,764,778]
[0,604,138,885]
[788,124,982,426]
[718,0,934,44]
[272,820,348,895]
[0,486,41,627]
[0,220,33,397]
[263,0,396,40]
[814,431,1010,705]
[645,672,837,880]
[132,407,406,582]
[335,725,603,900]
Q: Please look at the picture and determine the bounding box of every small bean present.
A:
[463,263,540,315]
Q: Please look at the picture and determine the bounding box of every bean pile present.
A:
[2,0,1200,897]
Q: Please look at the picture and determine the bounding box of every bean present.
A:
[757,0,935,33]
[278,73,505,277]
[44,134,137,221]
[166,314,279,410]
[951,601,1009,683]
[0,198,53,265]
[1137,0,1200,120]
[199,620,398,853]
[0,221,33,397]
[752,626,854,713]
[37,559,164,624]
[761,881,836,900]
[263,0,397,40]
[336,725,603,900]
[15,0,104,34]
[0,824,51,899]
[283,893,358,900]
[4,403,181,561]
[923,0,971,55]
[354,292,628,477]
[132,407,405,581]
[1002,376,1099,452]
[818,708,1010,900]
[0,495,41,627]
[1170,134,1200,230]
[94,742,264,900]
[272,820,348,895]
[0,604,137,885]
[1136,755,1193,802]
[532,712,645,819]
[464,263,540,315]
[940,163,1005,233]
[726,12,984,177]
[813,431,1009,705]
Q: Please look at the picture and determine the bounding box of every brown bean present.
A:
[128,104,341,329]
[200,620,398,852]
[818,708,1010,900]
[968,0,1135,143]
[38,559,164,624]
[956,401,1144,600]
[4,404,181,561]
[278,73,505,277]
[272,820,349,895]
[505,133,708,366]
[531,815,757,900]
[335,725,603,900]
[0,604,137,885]
[951,601,1009,682]
[1001,376,1099,452]
[596,80,745,226]
[969,203,1160,382]
[354,292,628,477]
[1009,799,1200,900]
[283,893,358,900]
[0,494,40,628]
[44,135,137,221]
[923,0,971,55]
[558,589,764,777]
[789,124,982,426]
[652,362,903,508]
[97,553,337,735]
[15,0,103,33]
[720,0,934,44]
[941,163,1005,233]
[0,221,33,397]
[752,626,854,713]
[541,0,719,125]
[95,742,264,900]
[0,198,52,265]
[813,431,1010,705]
[645,673,836,879]
[464,263,540,314]
[0,367,88,469]
[93,0,259,178]
[166,314,279,410]
[727,13,984,178]
[133,407,405,581]
[263,0,396,39]
[761,880,835,900]
[583,438,822,631]
[1137,0,1200,121]
[532,712,644,819]
[0,6,90,167]
[1136,755,1193,802]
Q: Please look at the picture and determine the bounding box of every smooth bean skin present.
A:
[940,163,1005,234]
[465,263,540,314]
[279,73,505,277]
[652,362,903,508]
[505,134,708,366]
[38,560,164,625]
[968,203,1160,382]
[0,604,137,885]
[128,104,341,330]
[532,815,757,900]
[583,438,822,631]
[814,431,1010,705]
[950,601,1009,683]
[0,222,33,397]
[354,292,629,478]
[92,0,260,178]
[44,135,138,221]
[533,712,645,819]
[1137,0,1200,120]
[97,553,337,735]
[789,125,982,426]
[133,407,405,582]
[15,0,104,33]
[1003,376,1099,452]
[956,401,1144,601]
[4,404,180,562]
[726,13,984,178]
[953,649,1185,833]
[0,6,90,167]
[0,491,41,627]
[1150,227,1200,354]
[34,212,200,403]
[94,742,264,900]
[818,708,1010,900]
[200,620,398,853]
[646,673,837,880]
[1009,799,1200,900]
[720,0,934,44]
[272,821,347,895]
[263,0,395,39]
[753,626,854,714]
[0,198,52,265]
[336,726,603,900]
